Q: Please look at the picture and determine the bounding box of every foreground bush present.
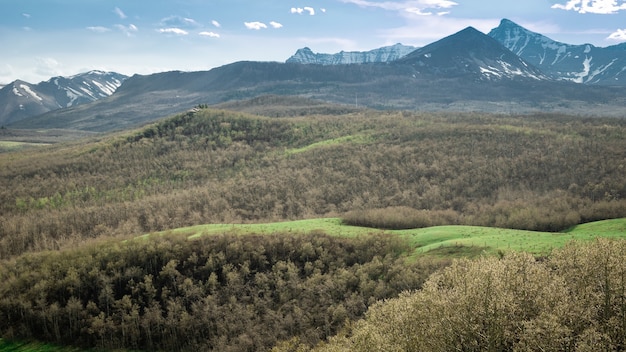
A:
[342,207,460,230]
[0,233,446,351]
[294,238,626,352]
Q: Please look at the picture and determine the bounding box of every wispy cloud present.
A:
[270,21,283,28]
[340,0,457,15]
[113,7,127,19]
[406,8,432,15]
[199,31,220,38]
[244,21,268,30]
[116,24,139,36]
[291,7,316,15]
[552,0,626,14]
[0,64,14,84]
[22,13,31,19]
[87,26,111,33]
[212,20,221,28]
[160,16,201,29]
[35,57,62,77]
[607,28,626,40]
[158,28,189,35]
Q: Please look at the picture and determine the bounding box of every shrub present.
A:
[342,206,460,230]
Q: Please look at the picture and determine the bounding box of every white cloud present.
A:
[340,0,458,13]
[291,7,316,15]
[35,57,62,78]
[115,24,139,36]
[244,22,267,30]
[199,31,220,38]
[161,16,201,29]
[321,8,327,13]
[113,7,127,19]
[378,16,498,46]
[0,64,14,83]
[552,0,626,14]
[158,28,189,35]
[22,13,31,19]
[270,21,283,28]
[212,20,221,28]
[406,8,432,15]
[420,0,457,8]
[607,28,626,40]
[87,26,111,33]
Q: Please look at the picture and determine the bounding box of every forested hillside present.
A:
[1,106,626,351]
[290,239,626,352]
[1,107,625,259]
[0,232,446,351]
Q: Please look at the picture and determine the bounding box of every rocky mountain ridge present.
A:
[10,25,626,132]
[488,19,626,85]
[0,71,127,125]
[286,43,417,65]
[398,26,547,81]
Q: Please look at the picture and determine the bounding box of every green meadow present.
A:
[156,217,626,258]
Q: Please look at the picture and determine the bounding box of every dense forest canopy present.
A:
[0,232,447,351]
[284,239,626,352]
[1,108,625,258]
[1,105,626,351]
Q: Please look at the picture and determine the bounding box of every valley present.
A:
[1,18,626,352]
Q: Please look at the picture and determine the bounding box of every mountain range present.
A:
[488,19,626,85]
[286,43,417,65]
[5,19,626,132]
[0,71,127,126]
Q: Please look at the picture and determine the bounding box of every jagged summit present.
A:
[0,71,127,125]
[488,19,626,85]
[398,26,545,80]
[286,43,417,65]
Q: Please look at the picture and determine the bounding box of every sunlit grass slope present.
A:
[0,338,83,352]
[154,217,626,258]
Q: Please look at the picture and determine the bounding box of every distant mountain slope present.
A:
[212,95,363,117]
[9,26,626,132]
[489,19,626,85]
[286,43,417,64]
[0,71,127,125]
[398,26,546,80]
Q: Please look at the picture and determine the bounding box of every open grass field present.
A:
[0,339,83,352]
[155,217,626,258]
[0,141,51,152]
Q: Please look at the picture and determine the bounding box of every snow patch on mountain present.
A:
[489,18,626,86]
[286,43,417,65]
[0,71,128,126]
[12,86,23,97]
[20,84,43,101]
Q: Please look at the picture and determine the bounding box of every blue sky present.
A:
[2,0,626,84]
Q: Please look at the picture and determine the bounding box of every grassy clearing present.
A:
[0,339,84,352]
[154,217,626,258]
[0,141,51,152]
[285,134,372,154]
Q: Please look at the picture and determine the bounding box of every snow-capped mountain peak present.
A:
[398,26,546,81]
[489,19,626,85]
[286,43,417,65]
[0,71,128,126]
